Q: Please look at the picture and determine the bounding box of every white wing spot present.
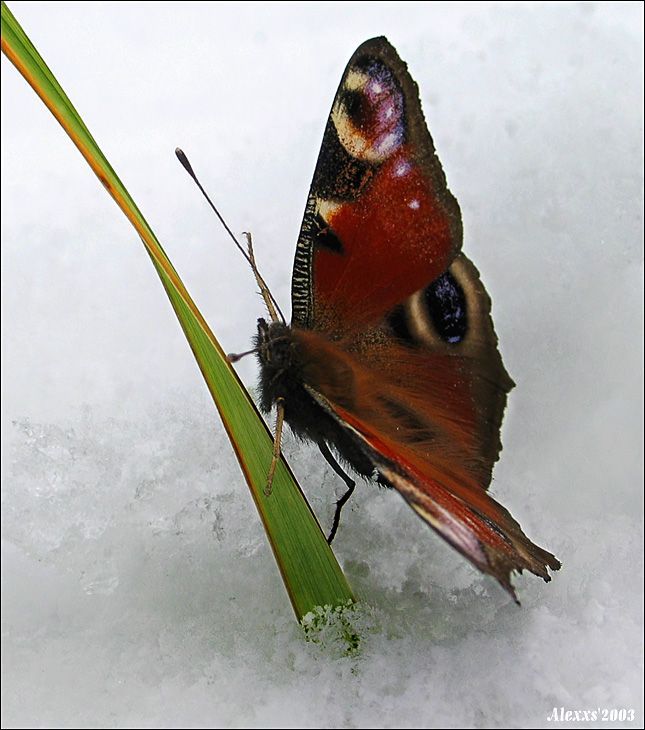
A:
[375,130,401,156]
[394,160,412,177]
[408,199,420,210]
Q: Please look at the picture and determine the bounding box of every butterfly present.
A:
[247,36,560,601]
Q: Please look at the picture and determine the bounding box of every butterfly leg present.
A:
[318,442,355,544]
[265,397,285,496]
[243,231,283,324]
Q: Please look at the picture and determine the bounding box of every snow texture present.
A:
[1,2,643,728]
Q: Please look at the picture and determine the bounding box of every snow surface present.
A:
[1,2,643,728]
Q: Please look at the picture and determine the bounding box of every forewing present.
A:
[291,37,462,333]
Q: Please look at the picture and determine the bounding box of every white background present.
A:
[2,2,643,728]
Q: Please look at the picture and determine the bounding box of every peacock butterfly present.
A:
[246,37,559,601]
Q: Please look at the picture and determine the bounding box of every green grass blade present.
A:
[1,1,355,620]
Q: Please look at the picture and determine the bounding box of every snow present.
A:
[1,2,643,728]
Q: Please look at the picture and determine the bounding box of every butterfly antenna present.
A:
[175,148,286,324]
[226,346,259,363]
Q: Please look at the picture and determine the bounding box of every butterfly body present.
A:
[254,37,560,600]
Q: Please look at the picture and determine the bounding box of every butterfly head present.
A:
[254,318,300,413]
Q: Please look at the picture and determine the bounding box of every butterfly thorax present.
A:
[254,317,376,477]
[255,317,314,419]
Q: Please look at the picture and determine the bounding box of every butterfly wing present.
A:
[292,255,560,597]
[288,38,559,595]
[291,37,462,333]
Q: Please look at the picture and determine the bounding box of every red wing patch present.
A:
[313,149,456,328]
